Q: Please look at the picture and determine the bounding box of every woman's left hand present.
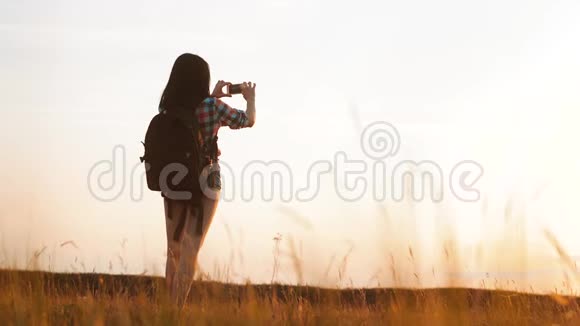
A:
[211,80,232,98]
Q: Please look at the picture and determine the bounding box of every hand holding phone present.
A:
[215,81,255,99]
[227,83,243,95]
[211,80,232,98]
[240,82,256,102]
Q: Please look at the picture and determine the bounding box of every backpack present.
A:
[140,107,213,237]
[141,107,205,198]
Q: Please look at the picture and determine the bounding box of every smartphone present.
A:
[228,83,243,95]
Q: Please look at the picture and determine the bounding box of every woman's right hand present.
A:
[211,80,232,98]
[241,82,256,102]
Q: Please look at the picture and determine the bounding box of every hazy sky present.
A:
[1,0,580,291]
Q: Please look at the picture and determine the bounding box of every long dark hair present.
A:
[159,53,210,112]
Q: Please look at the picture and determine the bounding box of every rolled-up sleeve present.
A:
[215,98,250,129]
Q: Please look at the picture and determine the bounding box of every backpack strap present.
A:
[203,136,219,162]
[163,107,194,128]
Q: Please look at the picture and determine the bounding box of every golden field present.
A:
[1,269,579,325]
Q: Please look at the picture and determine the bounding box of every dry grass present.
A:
[1,197,573,324]
[1,269,579,325]
[2,187,574,324]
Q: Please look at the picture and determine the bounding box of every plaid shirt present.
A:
[196,97,250,145]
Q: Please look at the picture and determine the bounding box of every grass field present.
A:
[1,270,579,325]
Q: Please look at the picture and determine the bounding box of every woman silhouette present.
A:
[158,53,256,303]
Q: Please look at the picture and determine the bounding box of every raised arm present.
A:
[241,82,256,127]
[214,82,256,129]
